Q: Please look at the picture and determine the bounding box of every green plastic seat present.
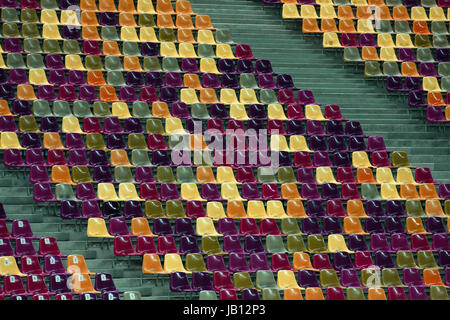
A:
[85,55,103,70]
[105,56,123,71]
[43,39,62,54]
[198,44,215,58]
[320,269,341,288]
[417,48,435,62]
[239,73,258,89]
[101,26,120,41]
[55,183,76,201]
[396,251,418,268]
[132,102,151,119]
[33,100,52,117]
[262,288,281,300]
[199,290,218,300]
[260,89,278,104]
[93,102,112,117]
[381,268,403,287]
[364,61,383,77]
[1,8,19,22]
[415,34,432,48]
[233,272,255,290]
[286,234,307,253]
[145,119,164,134]
[41,0,59,9]
[431,21,448,34]
[6,53,26,68]
[166,200,186,218]
[162,57,181,72]
[131,149,151,166]
[333,0,350,4]
[191,103,209,119]
[386,0,403,4]
[123,42,140,56]
[156,166,176,183]
[438,63,450,77]
[185,253,207,272]
[344,47,362,62]
[24,39,42,53]
[383,62,401,76]
[377,20,394,34]
[277,167,296,183]
[441,77,450,92]
[432,35,449,48]
[391,151,411,167]
[22,23,40,38]
[145,200,165,218]
[107,71,126,86]
[176,166,195,183]
[138,14,156,27]
[361,183,382,200]
[2,23,20,37]
[73,101,93,118]
[27,53,45,69]
[168,134,189,150]
[86,133,107,150]
[158,28,176,42]
[257,167,277,183]
[255,270,277,290]
[143,57,162,72]
[360,268,382,288]
[114,166,134,183]
[128,133,147,150]
[21,9,39,23]
[405,200,426,217]
[19,116,39,133]
[417,250,439,268]
[63,40,81,54]
[394,21,412,34]
[215,29,234,44]
[201,235,224,255]
[266,235,286,253]
[281,218,302,236]
[307,234,327,253]
[430,286,449,300]
[72,166,92,183]
[444,200,450,215]
[193,150,213,167]
[421,0,437,6]
[123,291,142,300]
[53,101,72,117]
[346,287,366,300]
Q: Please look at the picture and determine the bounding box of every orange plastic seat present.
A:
[226,200,247,219]
[284,288,303,300]
[81,11,99,26]
[339,19,357,33]
[356,6,373,19]
[401,62,420,77]
[103,41,121,56]
[305,287,325,300]
[157,14,175,28]
[337,6,355,19]
[293,252,317,271]
[176,0,195,15]
[110,150,131,166]
[119,12,138,27]
[368,288,387,300]
[320,18,338,33]
[119,0,137,13]
[286,199,308,218]
[347,200,369,218]
[178,29,196,43]
[427,92,446,106]
[152,102,172,118]
[362,47,380,61]
[413,20,431,34]
[156,0,175,14]
[400,184,420,200]
[81,0,98,11]
[376,6,392,20]
[0,100,12,116]
[190,134,208,150]
[99,0,118,12]
[131,217,156,237]
[343,217,369,235]
[281,183,302,200]
[176,15,194,29]
[87,71,106,86]
[82,26,101,41]
[67,255,95,275]
[303,18,320,33]
[419,183,441,200]
[424,199,446,217]
[393,6,410,20]
[195,15,214,29]
[16,84,36,100]
[142,254,166,274]
[43,132,66,149]
[184,74,202,89]
[99,85,119,102]
[199,88,219,104]
[124,56,143,72]
[356,168,376,183]
[51,165,75,185]
[406,217,430,234]
[423,269,446,286]
[368,0,385,5]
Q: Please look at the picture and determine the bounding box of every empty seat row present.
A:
[344,47,449,63]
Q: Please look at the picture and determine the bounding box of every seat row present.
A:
[344,47,449,63]
[268,0,449,7]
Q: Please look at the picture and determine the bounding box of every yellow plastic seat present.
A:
[411,6,429,20]
[216,44,236,59]
[87,218,114,238]
[112,102,132,119]
[160,42,179,57]
[423,77,443,92]
[396,167,417,185]
[277,270,301,289]
[267,200,289,219]
[179,43,198,58]
[180,88,199,104]
[29,69,50,85]
[239,89,259,104]
[181,183,204,201]
[305,104,326,120]
[357,20,375,33]
[323,32,342,48]
[163,254,189,273]
[301,5,318,18]
[165,118,187,134]
[200,58,220,74]
[137,0,156,13]
[380,183,401,200]
[289,135,312,152]
[197,29,216,44]
[270,135,290,152]
[320,4,337,19]
[377,33,395,48]
[140,27,158,42]
[62,116,83,133]
[429,7,446,21]
[282,4,301,19]
[0,132,24,149]
[42,24,62,39]
[221,183,244,201]
[376,167,395,184]
[316,167,338,184]
[142,254,166,274]
[40,9,59,24]
[268,104,288,120]
[121,26,139,42]
[61,10,80,26]
[97,183,119,201]
[351,0,368,4]
[206,202,227,220]
[396,34,415,48]
[229,103,249,120]
[216,166,238,183]
[380,48,398,62]
[247,200,268,219]
[328,234,354,253]
[352,151,373,168]
[65,54,86,70]
[118,183,141,201]
[0,256,26,276]
[196,217,221,236]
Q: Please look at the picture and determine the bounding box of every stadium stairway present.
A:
[190,0,450,183]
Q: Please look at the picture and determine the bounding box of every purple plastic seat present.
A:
[435,49,450,62]
[22,133,41,149]
[179,235,201,254]
[386,200,406,217]
[83,41,101,55]
[15,237,38,257]
[49,274,72,293]
[386,76,405,92]
[122,201,143,219]
[248,104,266,119]
[114,236,138,256]
[40,116,59,132]
[326,121,345,137]
[75,182,96,200]
[370,233,390,252]
[180,58,199,73]
[217,59,235,74]
[152,218,174,236]
[159,183,180,201]
[439,184,450,199]
[340,268,362,287]
[99,12,117,26]
[34,183,56,202]
[255,60,274,75]
[438,250,450,268]
[106,134,125,149]
[426,217,446,234]
[390,233,410,251]
[135,236,157,255]
[92,164,112,181]
[326,200,346,218]
[119,86,138,102]
[0,116,17,132]
[62,26,80,40]
[45,54,64,70]
[171,102,190,119]
[307,121,326,137]
[157,235,178,254]
[398,48,416,62]
[244,235,265,253]
[126,72,144,87]
[306,200,326,217]
[321,183,340,200]
[184,201,205,219]
[301,183,322,200]
[209,103,228,119]
[315,151,334,167]
[411,234,431,251]
[103,117,122,134]
[79,85,97,102]
[191,272,213,291]
[341,33,358,47]
[12,100,32,116]
[145,72,163,87]
[236,59,255,74]
[365,218,385,234]
[419,62,438,77]
[404,77,421,91]
[58,85,77,101]
[374,250,395,268]
[271,252,292,271]
[3,148,25,167]
[240,218,261,236]
[159,87,178,103]
[345,121,364,136]
[236,167,256,183]
[276,74,295,89]
[241,288,260,300]
[68,70,86,86]
[221,74,239,89]
[348,234,369,251]
[432,234,449,251]
[333,252,354,271]
[164,72,183,88]
[133,167,154,183]
[108,217,132,237]
[25,149,44,166]
[302,217,322,234]
[60,200,82,219]
[328,136,347,152]
[174,218,194,236]
[312,253,332,269]
[298,270,320,288]
[138,42,156,56]
[267,119,286,135]
[365,200,385,217]
[388,287,407,300]
[201,73,220,89]
[414,167,436,184]
[385,217,405,233]
[206,255,227,272]
[402,268,423,286]
[298,90,317,106]
[4,38,23,53]
[124,118,143,133]
[94,273,121,294]
[213,272,235,292]
[367,136,387,152]
[222,235,245,254]
[408,286,428,300]
[326,287,345,300]
[286,120,305,135]
[229,252,251,272]
[0,84,15,100]
[240,183,260,200]
[9,69,28,85]
[359,33,376,47]
[249,252,269,271]
[152,150,172,166]
[322,217,342,235]
[262,183,281,200]
[65,133,85,149]
[260,218,282,236]
[427,106,446,122]
[81,200,102,219]
[257,74,276,89]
